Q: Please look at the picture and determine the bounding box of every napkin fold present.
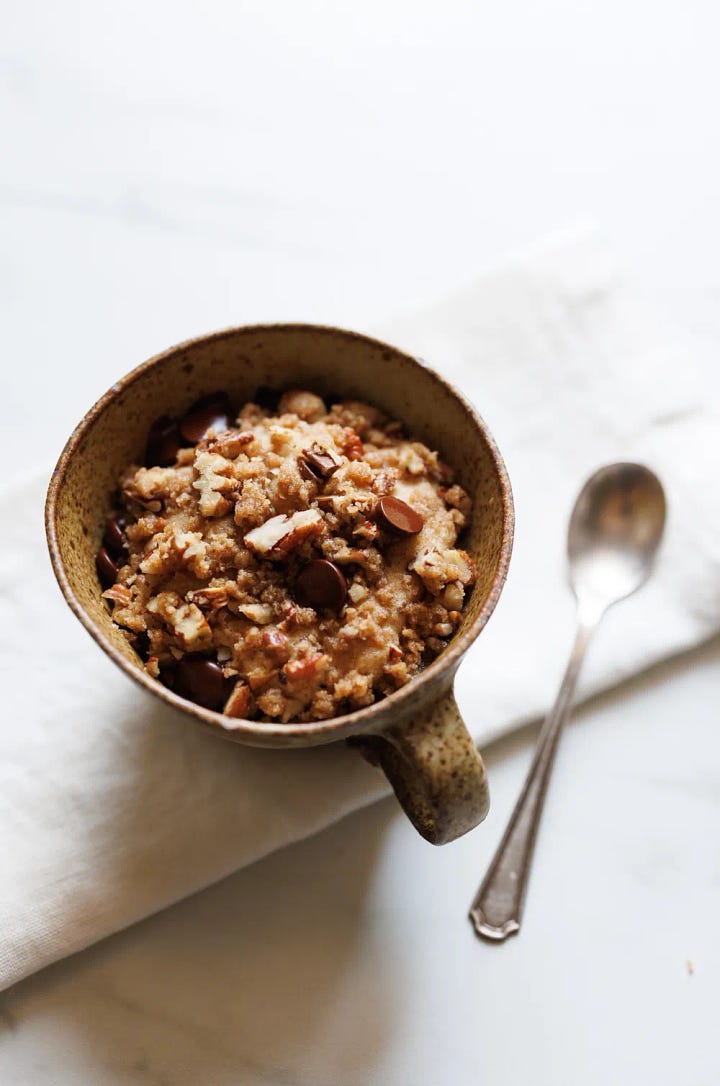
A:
[2,234,718,991]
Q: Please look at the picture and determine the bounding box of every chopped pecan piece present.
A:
[441,581,465,610]
[172,604,213,651]
[138,527,208,578]
[192,450,236,517]
[147,593,212,652]
[244,509,323,559]
[278,389,327,422]
[246,666,279,692]
[146,656,161,678]
[410,548,476,595]
[261,628,290,658]
[203,430,254,458]
[347,582,368,604]
[233,602,274,625]
[328,546,373,567]
[353,519,379,542]
[224,681,253,718]
[102,584,133,607]
[189,585,231,612]
[126,465,177,506]
[282,653,330,684]
[338,427,364,461]
[371,469,397,496]
[440,483,472,517]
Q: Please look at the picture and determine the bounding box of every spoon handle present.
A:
[469,618,595,941]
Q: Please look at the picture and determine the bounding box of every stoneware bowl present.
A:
[46,325,514,844]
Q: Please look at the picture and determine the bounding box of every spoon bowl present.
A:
[568,463,666,615]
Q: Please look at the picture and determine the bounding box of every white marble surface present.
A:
[2,2,720,1083]
[1,646,719,1085]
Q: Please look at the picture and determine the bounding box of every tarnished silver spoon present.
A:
[470,463,667,941]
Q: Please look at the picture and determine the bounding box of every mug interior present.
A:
[46,325,513,746]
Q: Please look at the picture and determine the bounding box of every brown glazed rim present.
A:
[45,323,514,745]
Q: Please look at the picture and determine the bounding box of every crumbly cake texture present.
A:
[102,389,476,723]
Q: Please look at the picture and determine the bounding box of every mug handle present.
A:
[352,688,490,845]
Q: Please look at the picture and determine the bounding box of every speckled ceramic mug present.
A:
[45,325,513,844]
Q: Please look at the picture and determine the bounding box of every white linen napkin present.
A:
[1,235,718,992]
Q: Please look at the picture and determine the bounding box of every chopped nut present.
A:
[172,603,212,651]
[353,519,380,542]
[234,602,274,625]
[128,466,176,503]
[283,653,330,684]
[441,581,465,610]
[224,681,253,718]
[347,582,368,604]
[139,526,209,578]
[329,400,385,436]
[244,508,323,559]
[146,656,161,678]
[191,585,231,612]
[172,529,209,576]
[397,444,426,476]
[261,628,290,656]
[244,514,293,554]
[268,424,296,452]
[329,546,373,567]
[192,450,236,517]
[203,430,254,458]
[278,389,327,422]
[371,469,397,495]
[315,492,375,522]
[441,483,472,517]
[338,427,365,460]
[102,584,133,607]
[122,479,163,514]
[246,666,279,692]
[148,594,212,651]
[279,600,300,626]
[411,549,476,595]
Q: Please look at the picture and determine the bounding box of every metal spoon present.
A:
[469,463,666,941]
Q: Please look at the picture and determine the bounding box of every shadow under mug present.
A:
[45,325,514,844]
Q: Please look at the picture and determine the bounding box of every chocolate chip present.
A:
[175,657,231,711]
[157,658,177,690]
[95,547,118,589]
[376,495,424,535]
[179,392,232,444]
[102,516,128,560]
[298,457,322,482]
[299,443,340,481]
[145,415,182,466]
[133,630,151,660]
[254,386,281,412]
[295,559,347,612]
